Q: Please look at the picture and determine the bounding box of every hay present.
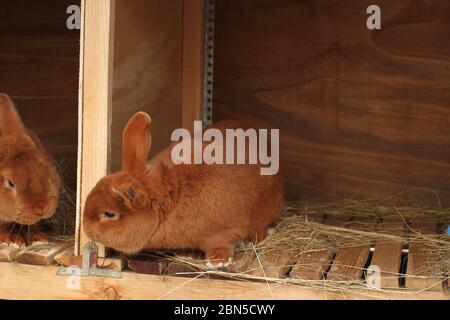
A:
[156,193,450,297]
[40,159,76,242]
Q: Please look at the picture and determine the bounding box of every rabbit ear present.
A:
[122,112,152,173]
[0,94,26,136]
[113,184,148,211]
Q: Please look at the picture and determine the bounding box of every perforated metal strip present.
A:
[203,0,215,127]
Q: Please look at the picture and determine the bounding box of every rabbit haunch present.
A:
[171,121,279,176]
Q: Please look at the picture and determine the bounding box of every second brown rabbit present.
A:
[0,94,61,247]
[83,112,283,267]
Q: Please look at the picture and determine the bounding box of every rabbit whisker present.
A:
[7,223,17,239]
[15,224,23,242]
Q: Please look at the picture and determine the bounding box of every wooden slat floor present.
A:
[1,213,448,293]
[122,212,448,293]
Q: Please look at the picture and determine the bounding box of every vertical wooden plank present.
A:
[290,210,351,281]
[406,240,443,291]
[370,241,404,288]
[76,0,116,257]
[369,218,406,288]
[406,222,443,291]
[326,217,374,283]
[326,244,371,283]
[182,0,204,131]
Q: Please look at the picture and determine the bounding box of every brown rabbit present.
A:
[0,94,61,247]
[83,112,283,267]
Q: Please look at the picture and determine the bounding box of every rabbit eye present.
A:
[5,179,15,190]
[101,211,119,221]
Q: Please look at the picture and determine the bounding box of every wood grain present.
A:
[405,221,443,291]
[322,214,352,228]
[0,0,80,202]
[213,0,450,205]
[0,245,20,263]
[370,240,404,289]
[370,219,406,288]
[327,244,371,283]
[247,249,297,278]
[0,262,447,300]
[110,0,184,172]
[406,240,443,291]
[15,243,69,266]
[181,0,204,132]
[77,0,116,256]
[325,217,375,283]
[55,247,126,271]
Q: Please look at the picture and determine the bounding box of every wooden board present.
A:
[0,246,20,263]
[128,258,168,276]
[110,0,184,171]
[370,219,406,288]
[350,215,378,232]
[326,217,376,283]
[405,221,443,291]
[370,240,404,289]
[406,240,443,291]
[377,217,408,236]
[327,244,371,283]
[322,214,352,228]
[247,250,297,278]
[15,243,69,266]
[0,0,80,191]
[77,0,116,256]
[213,0,450,205]
[291,249,334,280]
[54,248,125,271]
[0,262,447,300]
[405,241,443,291]
[409,221,439,237]
[166,261,204,277]
[181,0,204,132]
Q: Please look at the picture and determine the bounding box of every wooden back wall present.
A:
[213,0,450,205]
[0,0,80,190]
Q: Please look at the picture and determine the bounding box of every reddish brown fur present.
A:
[84,112,284,265]
[0,94,61,245]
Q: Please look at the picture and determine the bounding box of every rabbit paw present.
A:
[176,249,204,261]
[205,257,234,270]
[205,248,234,270]
[0,225,48,248]
[0,227,26,248]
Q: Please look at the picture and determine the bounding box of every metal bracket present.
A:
[203,0,215,127]
[57,242,122,279]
